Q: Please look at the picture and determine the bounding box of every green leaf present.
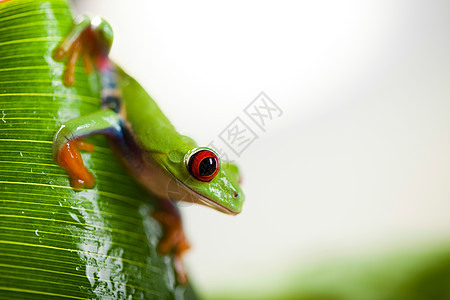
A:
[0,0,196,298]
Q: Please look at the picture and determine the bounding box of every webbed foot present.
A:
[56,139,95,189]
[54,14,113,86]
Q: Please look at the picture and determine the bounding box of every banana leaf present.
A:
[0,0,196,298]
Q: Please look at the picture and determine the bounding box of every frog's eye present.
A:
[187,150,220,182]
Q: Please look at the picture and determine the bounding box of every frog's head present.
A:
[160,145,245,215]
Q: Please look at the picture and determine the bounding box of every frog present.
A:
[52,15,245,284]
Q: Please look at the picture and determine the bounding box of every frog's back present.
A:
[118,69,195,153]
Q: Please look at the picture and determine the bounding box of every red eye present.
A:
[187,150,220,182]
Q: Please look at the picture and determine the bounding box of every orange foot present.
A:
[53,32,96,87]
[53,15,113,87]
[153,208,191,284]
[57,140,95,189]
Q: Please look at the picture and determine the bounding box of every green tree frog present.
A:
[52,15,245,284]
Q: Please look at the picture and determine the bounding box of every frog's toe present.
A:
[69,173,95,190]
[57,140,96,189]
[74,140,95,153]
[53,45,67,61]
[173,255,188,284]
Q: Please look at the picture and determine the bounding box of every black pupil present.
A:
[198,157,216,177]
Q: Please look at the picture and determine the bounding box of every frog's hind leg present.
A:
[54,14,114,86]
[54,14,122,113]
[53,110,122,189]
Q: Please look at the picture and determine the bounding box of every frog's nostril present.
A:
[234,193,239,198]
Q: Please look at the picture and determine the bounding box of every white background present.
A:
[73,0,450,296]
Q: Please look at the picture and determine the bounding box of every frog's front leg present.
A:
[53,110,122,189]
[54,14,113,86]
[54,110,192,283]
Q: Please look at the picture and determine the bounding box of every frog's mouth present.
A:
[172,177,239,216]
